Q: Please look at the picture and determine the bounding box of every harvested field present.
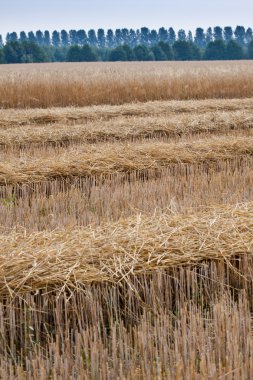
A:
[0,62,253,379]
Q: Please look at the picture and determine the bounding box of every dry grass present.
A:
[0,201,252,296]
[1,158,253,234]
[1,135,253,184]
[0,262,252,379]
[1,61,253,108]
[1,63,253,378]
[0,110,252,148]
[1,98,253,127]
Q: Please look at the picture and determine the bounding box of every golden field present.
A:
[0,62,253,379]
[0,61,253,108]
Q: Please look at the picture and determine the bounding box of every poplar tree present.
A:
[36,30,44,45]
[19,31,27,42]
[61,30,69,46]
[213,26,223,41]
[106,29,114,48]
[234,26,246,45]
[194,28,205,48]
[44,31,51,46]
[97,29,106,48]
[168,28,176,44]
[52,31,61,47]
[224,27,233,42]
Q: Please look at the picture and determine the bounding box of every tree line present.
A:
[2,26,253,48]
[0,26,253,63]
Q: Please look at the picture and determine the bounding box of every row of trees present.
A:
[2,26,253,49]
[1,39,253,64]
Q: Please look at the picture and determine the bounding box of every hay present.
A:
[1,135,253,185]
[0,110,252,148]
[0,202,252,296]
[1,98,253,128]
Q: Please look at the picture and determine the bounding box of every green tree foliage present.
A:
[133,45,150,61]
[115,29,122,46]
[28,31,36,43]
[206,27,213,44]
[97,29,106,48]
[121,45,135,61]
[248,41,253,59]
[224,27,233,42]
[158,41,173,60]
[106,30,114,48]
[7,32,18,42]
[3,41,23,63]
[177,29,186,41]
[0,48,5,63]
[69,30,78,45]
[129,29,138,47]
[67,45,98,62]
[36,31,44,45]
[158,27,168,42]
[52,31,60,47]
[246,28,253,44]
[187,31,193,43]
[88,30,97,46]
[204,40,226,60]
[77,30,87,45]
[226,40,243,60]
[3,41,47,63]
[173,41,200,60]
[151,45,167,60]
[109,46,127,61]
[1,25,252,64]
[213,26,223,41]
[121,29,130,46]
[21,41,47,62]
[150,30,158,45]
[140,27,150,46]
[66,46,82,62]
[234,26,246,46]
[19,31,27,42]
[61,30,69,46]
[44,31,51,46]
[194,28,206,48]
[168,28,176,45]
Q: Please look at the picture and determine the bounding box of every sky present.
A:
[1,0,253,37]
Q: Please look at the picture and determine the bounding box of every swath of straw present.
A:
[0,202,252,297]
[1,135,253,185]
[1,98,253,128]
[0,110,252,148]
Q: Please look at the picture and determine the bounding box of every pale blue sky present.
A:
[1,0,253,37]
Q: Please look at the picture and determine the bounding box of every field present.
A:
[0,61,253,379]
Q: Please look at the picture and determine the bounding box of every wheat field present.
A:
[1,61,253,108]
[0,62,253,379]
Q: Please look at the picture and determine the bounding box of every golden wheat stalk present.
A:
[1,61,253,108]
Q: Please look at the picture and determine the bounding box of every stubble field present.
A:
[0,61,253,379]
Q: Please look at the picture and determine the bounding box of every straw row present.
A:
[0,201,252,295]
[1,135,253,185]
[0,110,252,148]
[1,98,253,128]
